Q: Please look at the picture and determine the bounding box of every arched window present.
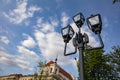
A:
[50,68,52,73]
[55,69,57,74]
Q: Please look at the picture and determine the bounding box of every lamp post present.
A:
[61,13,104,80]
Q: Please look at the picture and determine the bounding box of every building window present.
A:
[55,69,57,74]
[50,68,52,73]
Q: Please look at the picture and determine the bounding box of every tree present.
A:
[33,60,46,80]
[37,61,46,80]
[107,46,120,79]
[75,45,120,79]
[34,72,38,80]
[76,46,115,80]
[84,48,110,80]
[37,61,46,72]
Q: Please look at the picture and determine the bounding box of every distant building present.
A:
[19,75,34,80]
[0,74,22,80]
[0,61,74,80]
[39,61,74,80]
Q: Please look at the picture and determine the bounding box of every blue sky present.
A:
[0,0,120,78]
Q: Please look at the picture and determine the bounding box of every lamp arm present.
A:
[98,33,104,48]
[86,34,104,50]
[64,46,77,56]
[64,37,77,56]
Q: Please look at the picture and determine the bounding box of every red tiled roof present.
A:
[45,61,73,80]
[59,67,73,80]
[45,61,54,66]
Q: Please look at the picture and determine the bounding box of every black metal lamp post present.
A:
[73,13,86,80]
[61,13,104,80]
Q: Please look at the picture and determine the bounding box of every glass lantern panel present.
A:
[69,30,74,38]
[62,28,69,35]
[89,16,99,25]
[74,14,80,22]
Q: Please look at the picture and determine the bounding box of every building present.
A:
[0,74,34,80]
[0,74,22,80]
[19,75,34,80]
[39,61,74,80]
[0,61,74,80]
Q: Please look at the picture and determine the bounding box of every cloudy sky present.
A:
[0,0,120,77]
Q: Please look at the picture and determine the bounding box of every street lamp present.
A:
[72,12,86,80]
[61,25,74,43]
[86,14,104,50]
[61,25,77,56]
[87,14,102,34]
[73,12,85,28]
[61,13,104,80]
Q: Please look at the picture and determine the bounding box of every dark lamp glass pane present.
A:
[62,28,69,35]
[69,30,74,37]
[88,22,92,29]
[89,16,99,25]
[63,34,68,39]
[74,14,80,22]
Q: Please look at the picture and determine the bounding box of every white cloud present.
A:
[50,17,59,27]
[0,33,40,71]
[34,31,47,50]
[27,6,41,17]
[34,30,74,66]
[61,12,70,27]
[21,34,36,48]
[41,23,55,33]
[0,50,31,71]
[3,0,41,24]
[0,36,10,44]
[15,56,32,71]
[35,17,58,33]
[34,16,74,68]
[17,46,39,61]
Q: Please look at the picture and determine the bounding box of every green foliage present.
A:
[34,72,38,80]
[33,61,46,80]
[84,49,109,80]
[106,46,120,79]
[37,61,46,69]
[76,45,120,80]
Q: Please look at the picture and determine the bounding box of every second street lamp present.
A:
[87,14,102,34]
[61,25,77,56]
[61,25,74,43]
[86,14,104,50]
